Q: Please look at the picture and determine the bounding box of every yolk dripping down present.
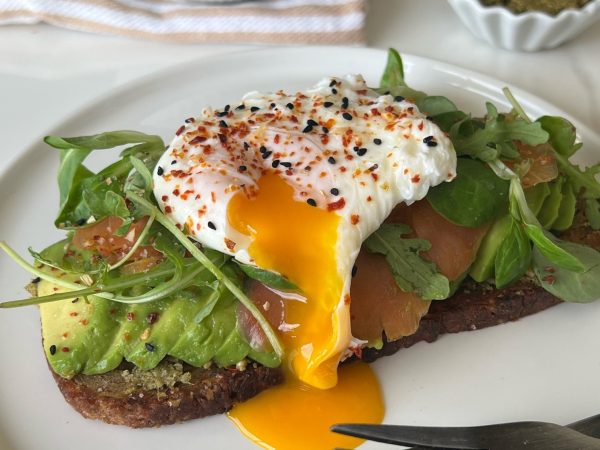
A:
[228,173,384,449]
[228,172,345,389]
[228,362,384,450]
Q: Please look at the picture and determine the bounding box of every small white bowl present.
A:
[447,0,600,51]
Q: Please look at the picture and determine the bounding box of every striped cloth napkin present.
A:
[0,0,366,44]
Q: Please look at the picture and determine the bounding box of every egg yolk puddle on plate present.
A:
[228,362,384,450]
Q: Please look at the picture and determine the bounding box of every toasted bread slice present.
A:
[48,222,599,428]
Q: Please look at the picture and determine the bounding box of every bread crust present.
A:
[52,362,283,428]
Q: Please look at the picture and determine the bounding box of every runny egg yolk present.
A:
[228,362,384,450]
[227,173,384,449]
[228,172,344,389]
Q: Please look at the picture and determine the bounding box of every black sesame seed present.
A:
[342,112,353,121]
[356,148,367,157]
[218,133,227,143]
[243,142,250,150]
[286,103,294,110]
[330,188,340,196]
[250,106,260,112]
[322,126,329,134]
[219,120,228,128]
[208,221,216,230]
[236,104,246,110]
[307,198,317,207]
[394,95,405,102]
[72,298,79,304]
[423,135,434,143]
[373,138,382,145]
[184,117,194,123]
[324,102,334,108]
[262,151,273,159]
[281,161,292,168]
[351,265,358,277]
[383,90,390,95]
[328,156,336,164]
[145,343,155,352]
[270,102,276,109]
[157,166,164,176]
[171,160,177,165]
[49,345,57,355]
[224,104,231,112]
[31,277,41,284]
[217,111,228,117]
[302,125,314,133]
[368,164,379,172]
[75,218,87,226]
[329,79,337,87]
[259,145,268,154]
[341,97,349,109]
[238,165,247,172]
[307,119,318,127]
[272,160,280,168]
[426,141,438,147]
[332,88,338,95]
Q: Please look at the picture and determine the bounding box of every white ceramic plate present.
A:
[1,47,599,450]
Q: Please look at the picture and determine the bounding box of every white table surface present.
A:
[1,0,599,171]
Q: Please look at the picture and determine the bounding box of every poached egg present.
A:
[153,74,456,448]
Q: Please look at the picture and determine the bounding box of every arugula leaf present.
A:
[451,103,549,160]
[523,224,585,272]
[236,262,298,291]
[494,218,531,289]
[83,190,131,221]
[44,131,165,228]
[378,48,427,102]
[533,242,600,303]
[427,158,509,227]
[364,223,449,300]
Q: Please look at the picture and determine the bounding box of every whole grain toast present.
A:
[48,220,600,428]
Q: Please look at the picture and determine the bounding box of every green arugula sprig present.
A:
[364,223,450,300]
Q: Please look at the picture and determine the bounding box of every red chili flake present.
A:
[321,135,330,145]
[351,214,360,225]
[127,312,135,321]
[62,332,69,338]
[327,198,346,211]
[147,312,159,325]
[218,133,227,143]
[69,312,78,317]
[543,275,556,285]
[418,121,424,131]
[371,173,379,182]
[172,188,180,196]
[411,174,421,183]
[352,346,363,359]
[544,266,556,273]
[175,125,185,136]
[211,192,217,203]
[61,347,70,353]
[190,136,207,145]
[224,238,236,251]
[165,205,173,214]
[340,167,347,173]
[404,168,409,175]
[344,294,351,305]
[161,195,168,202]
[109,309,117,315]
[79,319,89,326]
[274,134,281,144]
[367,196,373,202]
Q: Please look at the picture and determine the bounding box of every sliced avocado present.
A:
[538,177,564,229]
[469,214,512,282]
[552,181,577,231]
[525,182,551,216]
[39,277,92,378]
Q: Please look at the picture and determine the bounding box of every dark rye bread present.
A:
[50,221,600,428]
